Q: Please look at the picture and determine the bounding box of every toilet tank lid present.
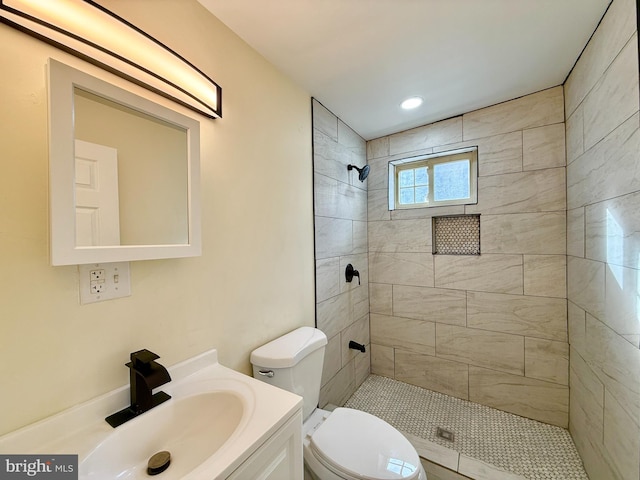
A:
[250,327,327,368]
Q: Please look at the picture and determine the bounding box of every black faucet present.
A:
[105,349,172,428]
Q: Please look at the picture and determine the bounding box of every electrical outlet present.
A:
[90,282,105,294]
[79,262,131,304]
[90,269,105,281]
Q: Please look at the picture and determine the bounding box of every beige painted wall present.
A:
[0,0,314,436]
[564,0,640,478]
[367,86,569,427]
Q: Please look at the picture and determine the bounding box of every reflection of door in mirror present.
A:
[74,140,121,246]
[74,88,189,246]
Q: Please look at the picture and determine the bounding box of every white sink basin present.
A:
[81,391,245,479]
[0,349,302,480]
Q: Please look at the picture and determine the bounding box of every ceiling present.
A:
[198,0,612,140]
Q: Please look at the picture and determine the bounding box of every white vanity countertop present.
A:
[0,349,303,479]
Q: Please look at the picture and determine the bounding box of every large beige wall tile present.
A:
[314,173,367,221]
[371,313,436,354]
[481,212,565,255]
[582,35,639,150]
[367,136,389,160]
[354,349,370,387]
[585,190,640,268]
[321,334,342,387]
[389,117,463,155]
[338,119,366,158]
[351,282,370,321]
[314,129,350,184]
[523,123,566,171]
[523,255,566,298]
[570,350,604,435]
[393,285,467,326]
[370,283,392,315]
[317,293,351,339]
[313,101,338,140]
[316,257,340,302]
[353,221,368,254]
[392,204,464,221]
[603,265,640,335]
[567,113,640,209]
[368,219,431,253]
[366,156,391,191]
[565,1,640,476]
[570,417,619,480]
[368,188,390,221]
[466,168,566,215]
[570,351,617,480]
[564,0,637,116]
[462,87,564,140]
[469,366,568,427]
[370,252,434,287]
[585,315,640,424]
[434,254,523,294]
[525,337,569,385]
[370,344,394,377]
[467,291,567,341]
[436,324,524,375]
[567,208,585,258]
[565,105,584,164]
[315,216,353,259]
[568,302,587,353]
[319,362,355,408]
[433,131,523,177]
[567,256,605,317]
[395,349,469,399]
[341,315,370,366]
[603,390,640,480]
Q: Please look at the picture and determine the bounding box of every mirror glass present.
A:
[48,59,201,265]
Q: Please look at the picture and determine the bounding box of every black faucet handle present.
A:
[129,349,160,371]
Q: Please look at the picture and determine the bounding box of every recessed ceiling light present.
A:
[401,96,423,110]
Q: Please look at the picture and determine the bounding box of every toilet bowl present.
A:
[251,327,426,480]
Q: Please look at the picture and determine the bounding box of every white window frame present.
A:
[388,147,478,210]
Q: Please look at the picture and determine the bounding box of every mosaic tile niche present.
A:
[433,215,480,255]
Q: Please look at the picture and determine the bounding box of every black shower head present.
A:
[348,164,370,182]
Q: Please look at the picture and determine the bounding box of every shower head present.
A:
[348,164,370,182]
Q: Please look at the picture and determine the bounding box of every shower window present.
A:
[388,147,478,210]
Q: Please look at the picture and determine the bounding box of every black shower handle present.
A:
[345,264,360,285]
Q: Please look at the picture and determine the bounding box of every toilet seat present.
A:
[309,408,421,480]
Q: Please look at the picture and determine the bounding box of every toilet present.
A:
[251,326,427,480]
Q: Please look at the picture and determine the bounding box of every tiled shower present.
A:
[314,0,640,478]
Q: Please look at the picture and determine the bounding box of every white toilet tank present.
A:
[250,327,327,421]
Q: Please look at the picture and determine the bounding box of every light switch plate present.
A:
[79,262,131,304]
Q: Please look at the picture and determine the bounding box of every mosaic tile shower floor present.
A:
[344,375,588,480]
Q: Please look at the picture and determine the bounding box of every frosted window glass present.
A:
[399,188,414,204]
[415,167,428,185]
[434,159,470,201]
[415,186,429,203]
[399,170,414,187]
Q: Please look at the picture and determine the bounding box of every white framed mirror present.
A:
[48,58,201,265]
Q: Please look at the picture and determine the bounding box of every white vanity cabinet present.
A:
[227,409,303,480]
